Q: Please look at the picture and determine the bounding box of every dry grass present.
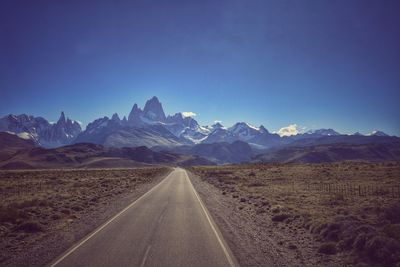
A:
[189,161,400,266]
[0,167,169,265]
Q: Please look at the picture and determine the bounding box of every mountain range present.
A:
[0,112,81,147]
[1,96,399,165]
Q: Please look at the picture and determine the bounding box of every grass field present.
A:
[189,161,400,266]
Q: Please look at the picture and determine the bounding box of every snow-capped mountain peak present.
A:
[306,128,340,136]
[205,122,225,132]
[370,130,389,137]
[229,122,259,132]
[227,122,263,141]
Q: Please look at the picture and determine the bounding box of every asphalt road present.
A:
[50,168,237,267]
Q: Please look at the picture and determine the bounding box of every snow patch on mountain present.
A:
[369,130,389,137]
[306,128,340,136]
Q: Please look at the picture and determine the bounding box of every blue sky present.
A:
[1,0,399,135]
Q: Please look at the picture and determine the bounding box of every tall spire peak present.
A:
[143,96,166,121]
[59,111,66,123]
[128,103,143,125]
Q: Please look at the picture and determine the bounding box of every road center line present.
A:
[140,245,152,267]
[158,212,165,224]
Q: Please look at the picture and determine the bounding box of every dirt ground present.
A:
[188,161,400,267]
[0,167,171,267]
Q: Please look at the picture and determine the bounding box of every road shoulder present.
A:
[187,170,340,267]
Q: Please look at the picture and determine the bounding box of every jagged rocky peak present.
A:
[212,122,224,129]
[128,103,144,125]
[111,113,121,122]
[167,112,184,120]
[259,125,269,134]
[143,96,166,121]
[167,112,198,126]
[130,103,142,114]
[58,111,66,124]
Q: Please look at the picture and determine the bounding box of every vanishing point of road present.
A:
[49,168,237,267]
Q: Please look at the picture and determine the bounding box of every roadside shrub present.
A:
[310,221,328,235]
[365,235,400,264]
[272,213,290,222]
[256,208,266,214]
[353,233,368,251]
[60,209,71,215]
[15,221,43,233]
[320,223,341,241]
[71,205,83,211]
[318,242,337,255]
[50,214,61,220]
[384,203,400,224]
[383,224,400,241]
[271,205,283,214]
[0,206,28,223]
[248,181,265,187]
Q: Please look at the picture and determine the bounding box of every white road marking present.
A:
[49,169,174,267]
[184,169,237,267]
[158,212,165,224]
[140,245,152,267]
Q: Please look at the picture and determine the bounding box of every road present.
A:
[50,168,237,267]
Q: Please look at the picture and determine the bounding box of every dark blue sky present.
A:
[1,0,399,135]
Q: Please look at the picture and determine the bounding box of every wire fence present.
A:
[286,181,400,198]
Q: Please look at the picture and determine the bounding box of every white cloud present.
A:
[214,120,222,124]
[275,124,300,137]
[181,112,197,118]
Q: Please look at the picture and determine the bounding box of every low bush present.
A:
[0,206,29,223]
[248,181,265,187]
[384,202,400,224]
[271,205,284,214]
[15,221,43,233]
[272,213,290,222]
[318,242,337,254]
[383,224,400,241]
[365,235,400,265]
